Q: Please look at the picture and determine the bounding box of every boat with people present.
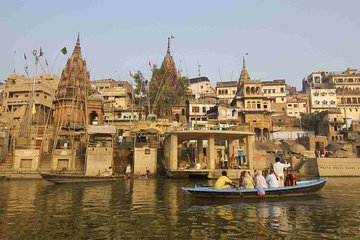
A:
[40,173,125,184]
[182,178,328,198]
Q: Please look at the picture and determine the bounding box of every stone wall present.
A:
[86,147,113,176]
[307,157,360,176]
[134,147,157,176]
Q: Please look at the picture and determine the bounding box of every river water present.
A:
[0,177,359,239]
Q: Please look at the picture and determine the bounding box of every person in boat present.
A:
[214,171,234,190]
[284,169,296,186]
[125,163,132,178]
[242,171,255,190]
[255,170,268,189]
[194,162,201,170]
[238,170,247,188]
[266,169,279,188]
[273,157,291,187]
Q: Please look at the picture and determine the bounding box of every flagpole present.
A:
[50,51,61,75]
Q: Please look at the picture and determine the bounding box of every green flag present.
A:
[61,47,67,55]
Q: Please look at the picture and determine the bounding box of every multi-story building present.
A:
[189,76,215,99]
[188,97,217,122]
[216,81,237,104]
[302,71,331,93]
[1,72,59,126]
[309,88,337,113]
[262,79,287,114]
[322,68,360,125]
[317,110,345,141]
[231,59,272,141]
[286,94,309,119]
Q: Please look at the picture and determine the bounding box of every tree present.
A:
[300,112,320,134]
[149,65,189,117]
[133,71,147,96]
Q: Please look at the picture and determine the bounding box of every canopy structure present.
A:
[86,125,116,135]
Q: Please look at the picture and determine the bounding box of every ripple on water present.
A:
[0,178,360,239]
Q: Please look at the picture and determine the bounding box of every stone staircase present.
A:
[114,142,132,174]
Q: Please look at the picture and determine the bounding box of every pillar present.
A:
[228,140,235,158]
[261,128,264,142]
[170,134,178,170]
[207,135,215,170]
[197,139,203,163]
[246,135,255,170]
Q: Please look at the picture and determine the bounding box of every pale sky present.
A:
[1,0,360,89]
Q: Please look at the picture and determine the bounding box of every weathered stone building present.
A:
[231,59,272,141]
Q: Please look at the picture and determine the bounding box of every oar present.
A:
[111,174,118,182]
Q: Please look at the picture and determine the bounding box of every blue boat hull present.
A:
[182,178,328,198]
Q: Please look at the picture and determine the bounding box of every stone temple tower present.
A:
[53,34,90,129]
[160,37,178,81]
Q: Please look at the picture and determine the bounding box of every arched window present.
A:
[251,87,256,94]
[246,87,250,94]
[251,101,256,109]
[256,87,260,94]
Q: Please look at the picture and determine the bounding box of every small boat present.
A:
[182,178,328,198]
[40,173,124,184]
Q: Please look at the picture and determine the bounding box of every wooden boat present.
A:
[182,178,328,198]
[40,173,124,184]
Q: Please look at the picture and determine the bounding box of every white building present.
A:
[310,88,337,113]
[189,76,215,99]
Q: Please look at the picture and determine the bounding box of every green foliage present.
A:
[301,112,320,133]
[133,71,147,96]
[149,66,189,117]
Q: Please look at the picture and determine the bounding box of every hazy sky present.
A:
[1,0,360,89]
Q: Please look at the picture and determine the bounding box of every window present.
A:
[264,104,268,109]
[314,92,319,96]
[303,104,306,108]
[202,107,206,113]
[280,88,284,93]
[347,98,351,104]
[294,104,298,108]
[320,92,327,96]
[288,104,293,108]
[192,107,200,113]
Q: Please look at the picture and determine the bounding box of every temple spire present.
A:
[167,37,170,53]
[76,33,80,46]
[239,53,250,83]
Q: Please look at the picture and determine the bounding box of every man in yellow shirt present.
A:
[214,171,233,189]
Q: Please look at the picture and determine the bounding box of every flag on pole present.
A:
[148,60,152,68]
[61,47,67,55]
[24,53,27,60]
[171,34,175,39]
[39,47,44,57]
[24,66,29,75]
[32,103,36,115]
[32,49,37,57]
[45,58,48,66]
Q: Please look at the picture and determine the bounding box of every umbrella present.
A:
[325,143,342,152]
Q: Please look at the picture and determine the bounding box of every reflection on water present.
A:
[0,178,360,239]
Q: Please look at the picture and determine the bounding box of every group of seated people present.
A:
[214,159,296,190]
